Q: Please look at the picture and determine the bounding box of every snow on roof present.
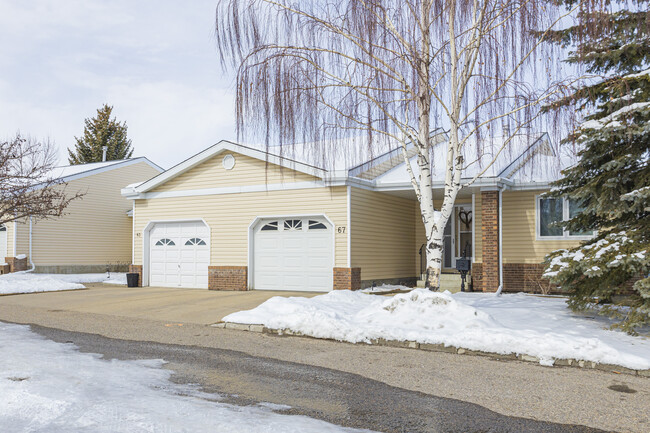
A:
[252,135,402,172]
[374,133,565,185]
[49,160,127,180]
[47,157,162,182]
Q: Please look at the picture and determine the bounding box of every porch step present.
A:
[416,273,468,293]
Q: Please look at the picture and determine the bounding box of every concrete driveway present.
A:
[0,283,319,325]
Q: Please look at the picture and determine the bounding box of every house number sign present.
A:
[337,226,346,234]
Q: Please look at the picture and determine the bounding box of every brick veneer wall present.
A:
[5,256,29,273]
[209,266,248,291]
[128,264,143,287]
[471,263,483,291]
[481,191,499,292]
[503,263,558,293]
[333,267,361,291]
[0,263,10,274]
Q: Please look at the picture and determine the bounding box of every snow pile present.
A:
[0,273,127,295]
[46,272,128,286]
[224,289,650,370]
[0,273,85,295]
[0,322,371,433]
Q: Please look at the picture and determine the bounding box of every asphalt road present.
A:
[29,324,607,433]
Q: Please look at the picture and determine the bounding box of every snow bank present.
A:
[0,322,371,433]
[0,273,127,295]
[224,289,650,370]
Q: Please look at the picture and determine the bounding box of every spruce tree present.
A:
[68,104,134,164]
[542,1,650,332]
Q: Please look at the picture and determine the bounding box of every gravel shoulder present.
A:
[0,301,648,432]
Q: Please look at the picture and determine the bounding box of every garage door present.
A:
[149,221,209,288]
[254,217,333,291]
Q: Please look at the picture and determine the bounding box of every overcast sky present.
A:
[0,0,236,169]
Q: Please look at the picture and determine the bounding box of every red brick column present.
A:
[209,266,248,291]
[481,191,500,292]
[128,264,143,287]
[5,256,29,273]
[333,267,361,291]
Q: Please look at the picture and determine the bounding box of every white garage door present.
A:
[254,217,333,292]
[149,221,209,288]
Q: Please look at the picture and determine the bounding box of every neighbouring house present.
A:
[121,135,592,292]
[1,158,163,274]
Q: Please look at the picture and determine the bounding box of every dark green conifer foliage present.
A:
[68,104,134,164]
[543,1,650,332]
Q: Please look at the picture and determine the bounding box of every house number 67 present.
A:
[337,227,346,234]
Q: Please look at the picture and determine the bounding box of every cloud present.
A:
[0,0,237,168]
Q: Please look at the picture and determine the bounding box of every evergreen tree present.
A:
[68,104,134,164]
[542,1,650,332]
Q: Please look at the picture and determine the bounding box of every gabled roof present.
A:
[122,132,564,199]
[129,140,328,195]
[371,133,562,187]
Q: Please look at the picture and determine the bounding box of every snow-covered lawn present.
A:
[223,289,650,370]
[0,272,127,295]
[0,322,371,433]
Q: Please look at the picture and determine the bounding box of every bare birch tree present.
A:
[0,134,82,226]
[215,0,578,289]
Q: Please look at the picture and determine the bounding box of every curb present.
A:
[212,322,650,378]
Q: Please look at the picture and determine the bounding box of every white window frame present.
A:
[535,195,595,241]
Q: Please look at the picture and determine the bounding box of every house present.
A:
[121,135,590,292]
[1,158,163,274]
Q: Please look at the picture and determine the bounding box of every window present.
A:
[537,197,594,239]
[283,219,302,231]
[261,221,278,231]
[308,220,327,230]
[155,238,175,246]
[185,238,206,246]
[0,224,5,232]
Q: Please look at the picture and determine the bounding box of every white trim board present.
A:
[127,181,330,200]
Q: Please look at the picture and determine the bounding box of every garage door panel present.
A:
[149,221,209,289]
[254,217,332,292]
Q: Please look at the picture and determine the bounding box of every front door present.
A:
[442,205,473,270]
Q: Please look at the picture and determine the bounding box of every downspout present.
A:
[18,216,36,273]
[495,186,503,295]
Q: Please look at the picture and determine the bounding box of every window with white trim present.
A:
[155,238,175,246]
[185,238,206,246]
[0,224,6,232]
[537,196,594,239]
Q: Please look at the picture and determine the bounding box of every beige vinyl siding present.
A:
[350,188,417,281]
[502,190,583,263]
[25,161,160,266]
[152,151,317,192]
[3,222,13,258]
[133,186,348,268]
[7,219,30,257]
